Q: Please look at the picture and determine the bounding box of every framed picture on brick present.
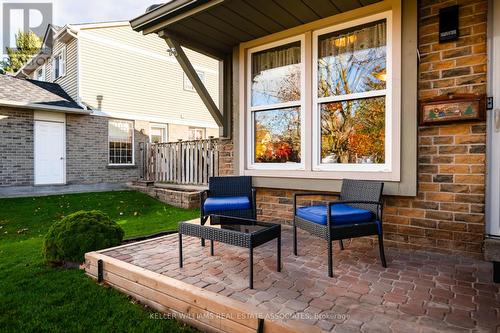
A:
[419,93,486,126]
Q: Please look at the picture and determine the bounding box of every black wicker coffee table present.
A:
[178,215,281,289]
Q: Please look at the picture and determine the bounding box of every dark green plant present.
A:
[43,210,124,264]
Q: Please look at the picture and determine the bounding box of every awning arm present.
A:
[163,36,224,129]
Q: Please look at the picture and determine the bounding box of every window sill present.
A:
[106,164,137,169]
[242,168,400,182]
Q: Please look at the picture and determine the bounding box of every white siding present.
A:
[46,38,78,101]
[78,25,219,128]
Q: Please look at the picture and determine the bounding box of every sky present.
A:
[51,0,165,25]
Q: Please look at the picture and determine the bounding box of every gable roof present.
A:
[0,75,88,113]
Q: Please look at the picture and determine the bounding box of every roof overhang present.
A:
[131,0,383,57]
[0,99,90,114]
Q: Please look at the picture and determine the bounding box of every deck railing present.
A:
[140,139,219,185]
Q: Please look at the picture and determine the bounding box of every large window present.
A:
[243,12,399,180]
[109,119,134,165]
[314,19,389,171]
[248,37,304,168]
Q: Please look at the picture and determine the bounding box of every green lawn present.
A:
[0,190,199,333]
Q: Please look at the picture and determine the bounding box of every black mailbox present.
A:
[439,5,459,43]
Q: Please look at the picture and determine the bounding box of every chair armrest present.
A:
[327,200,382,206]
[294,192,340,199]
[293,192,340,215]
[200,190,209,215]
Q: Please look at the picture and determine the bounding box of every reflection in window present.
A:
[318,20,386,97]
[251,42,301,107]
[254,107,301,163]
[109,120,133,164]
[317,20,387,165]
[321,97,385,164]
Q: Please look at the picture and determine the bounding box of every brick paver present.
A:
[102,227,500,332]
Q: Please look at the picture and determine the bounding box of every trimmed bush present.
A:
[43,210,124,264]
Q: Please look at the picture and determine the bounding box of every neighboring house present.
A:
[0,21,219,192]
[16,21,220,142]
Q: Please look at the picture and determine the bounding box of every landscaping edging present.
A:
[129,182,204,209]
[85,249,320,333]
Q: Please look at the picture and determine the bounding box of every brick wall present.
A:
[66,114,148,184]
[382,0,487,256]
[0,107,34,186]
[218,139,234,176]
[222,0,488,257]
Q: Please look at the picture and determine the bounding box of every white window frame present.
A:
[108,119,135,166]
[35,65,45,81]
[312,11,397,175]
[188,127,205,140]
[52,47,66,81]
[149,123,168,143]
[246,34,306,171]
[183,70,205,92]
[240,10,401,181]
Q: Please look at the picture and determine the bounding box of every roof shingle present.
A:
[0,75,83,110]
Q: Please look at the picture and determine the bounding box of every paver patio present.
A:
[101,226,500,332]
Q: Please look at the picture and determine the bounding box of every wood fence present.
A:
[140,139,219,185]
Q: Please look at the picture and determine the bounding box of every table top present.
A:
[181,215,279,235]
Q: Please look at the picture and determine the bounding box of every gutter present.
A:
[0,99,91,115]
[130,0,209,33]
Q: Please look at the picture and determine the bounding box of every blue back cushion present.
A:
[209,176,252,197]
[204,196,251,213]
[296,204,373,226]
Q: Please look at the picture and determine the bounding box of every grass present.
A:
[0,190,199,333]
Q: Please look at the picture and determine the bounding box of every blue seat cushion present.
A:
[204,196,251,213]
[296,204,373,226]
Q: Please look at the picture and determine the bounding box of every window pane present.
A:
[251,42,301,106]
[320,97,385,164]
[150,127,164,143]
[109,120,133,164]
[318,20,386,97]
[254,107,301,163]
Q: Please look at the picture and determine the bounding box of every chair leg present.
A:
[378,233,387,268]
[328,239,333,277]
[200,215,208,247]
[339,240,344,250]
[292,220,298,256]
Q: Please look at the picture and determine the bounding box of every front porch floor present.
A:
[86,226,499,332]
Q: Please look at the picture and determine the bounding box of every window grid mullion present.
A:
[317,89,387,104]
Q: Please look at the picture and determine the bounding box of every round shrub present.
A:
[43,210,124,264]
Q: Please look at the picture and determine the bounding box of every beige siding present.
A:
[78,25,219,130]
[46,38,78,101]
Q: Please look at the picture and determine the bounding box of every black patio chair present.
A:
[293,179,386,277]
[200,176,256,245]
